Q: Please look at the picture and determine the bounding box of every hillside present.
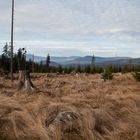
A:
[0,73,140,140]
[26,54,140,67]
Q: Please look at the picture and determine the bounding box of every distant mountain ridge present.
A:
[26,54,78,63]
[26,54,140,67]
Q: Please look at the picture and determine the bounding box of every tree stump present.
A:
[18,70,35,91]
[18,70,25,90]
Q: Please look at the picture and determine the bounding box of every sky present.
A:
[0,0,140,57]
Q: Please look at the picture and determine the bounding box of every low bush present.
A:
[101,67,113,81]
[0,135,7,140]
[133,72,140,81]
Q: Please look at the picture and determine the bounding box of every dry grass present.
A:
[0,73,140,140]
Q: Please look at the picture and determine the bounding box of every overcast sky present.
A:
[0,0,140,57]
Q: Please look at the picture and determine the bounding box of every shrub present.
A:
[101,67,113,81]
[84,65,91,73]
[0,135,7,140]
[133,72,140,81]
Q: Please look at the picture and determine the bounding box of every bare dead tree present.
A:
[17,48,36,91]
[18,70,25,90]
[18,70,35,91]
[10,0,14,82]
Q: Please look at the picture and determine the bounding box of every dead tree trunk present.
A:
[18,70,25,90]
[24,71,35,91]
[18,70,35,91]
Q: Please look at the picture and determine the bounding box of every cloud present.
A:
[0,0,140,57]
[2,0,138,39]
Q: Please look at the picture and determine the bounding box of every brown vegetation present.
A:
[0,73,140,140]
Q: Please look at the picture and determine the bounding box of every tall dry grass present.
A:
[0,73,140,140]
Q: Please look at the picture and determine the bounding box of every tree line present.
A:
[0,43,140,76]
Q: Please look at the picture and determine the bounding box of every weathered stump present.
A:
[18,70,35,91]
[18,70,25,90]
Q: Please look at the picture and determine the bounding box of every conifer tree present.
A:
[76,65,82,73]
[17,48,25,70]
[2,42,10,58]
[46,54,50,72]
[91,54,95,68]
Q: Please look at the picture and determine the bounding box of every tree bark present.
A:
[18,70,35,91]
[18,70,25,90]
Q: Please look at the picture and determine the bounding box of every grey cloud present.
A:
[10,0,139,39]
[0,0,140,57]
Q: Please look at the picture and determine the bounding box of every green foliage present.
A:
[101,67,113,81]
[17,48,25,70]
[46,54,50,72]
[76,65,82,73]
[0,45,140,75]
[66,66,75,74]
[84,65,91,73]
[0,133,8,140]
[0,43,11,73]
[91,54,95,68]
[2,42,11,58]
[133,72,140,81]
[58,65,63,73]
[0,56,10,73]
[90,67,96,74]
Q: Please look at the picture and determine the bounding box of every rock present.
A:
[45,111,79,127]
